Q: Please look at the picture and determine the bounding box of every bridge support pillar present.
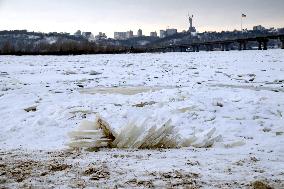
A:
[181,47,187,52]
[206,45,213,51]
[258,41,262,50]
[192,45,199,52]
[221,43,230,51]
[239,42,242,51]
[257,38,269,50]
[263,41,268,50]
[196,45,199,52]
[205,45,209,51]
[280,37,284,49]
[225,43,230,51]
[238,41,247,50]
[243,41,247,50]
[221,44,225,51]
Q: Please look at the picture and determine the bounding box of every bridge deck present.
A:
[151,34,284,52]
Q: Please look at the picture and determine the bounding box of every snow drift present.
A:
[67,116,221,150]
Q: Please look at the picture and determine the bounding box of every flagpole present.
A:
[241,14,243,32]
[241,14,247,33]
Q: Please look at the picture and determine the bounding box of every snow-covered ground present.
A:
[0,50,284,188]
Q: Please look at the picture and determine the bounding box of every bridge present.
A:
[148,34,284,53]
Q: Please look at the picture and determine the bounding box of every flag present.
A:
[242,14,247,18]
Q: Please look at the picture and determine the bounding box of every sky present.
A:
[0,0,284,38]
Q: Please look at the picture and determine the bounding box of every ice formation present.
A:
[67,119,111,149]
[112,119,180,148]
[67,116,221,150]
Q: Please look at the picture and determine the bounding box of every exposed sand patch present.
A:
[209,83,284,93]
[79,86,173,95]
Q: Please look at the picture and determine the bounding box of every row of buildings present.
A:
[74,30,95,41]
[73,28,180,41]
[159,29,178,38]
[74,30,108,41]
[114,29,143,40]
[113,28,180,40]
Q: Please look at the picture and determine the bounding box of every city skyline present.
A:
[0,0,284,37]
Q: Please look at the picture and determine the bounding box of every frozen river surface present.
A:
[0,50,283,188]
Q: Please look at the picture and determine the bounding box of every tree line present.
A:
[0,40,145,55]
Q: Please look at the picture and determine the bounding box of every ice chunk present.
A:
[112,119,180,149]
[67,118,113,150]
[181,128,222,148]
[223,140,246,148]
[68,116,222,150]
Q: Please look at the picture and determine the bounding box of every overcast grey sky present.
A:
[0,0,283,37]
